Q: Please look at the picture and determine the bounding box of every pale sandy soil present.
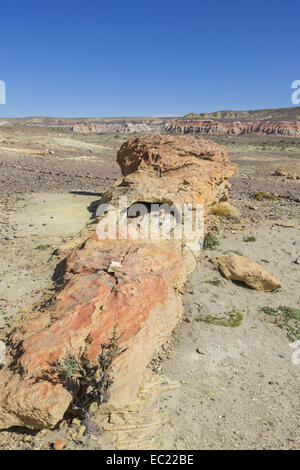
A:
[0,193,99,329]
[156,220,300,450]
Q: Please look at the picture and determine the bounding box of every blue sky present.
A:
[0,0,299,117]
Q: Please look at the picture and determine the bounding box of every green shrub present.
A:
[203,233,220,250]
[261,305,300,341]
[244,236,257,242]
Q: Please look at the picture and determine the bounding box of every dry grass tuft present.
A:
[251,191,277,201]
[209,202,240,219]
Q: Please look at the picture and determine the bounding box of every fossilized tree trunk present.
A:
[0,133,237,429]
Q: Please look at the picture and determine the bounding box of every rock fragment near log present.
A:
[210,253,282,291]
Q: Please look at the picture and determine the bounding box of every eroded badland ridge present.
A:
[1,105,300,136]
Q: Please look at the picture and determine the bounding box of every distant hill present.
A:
[1,106,299,128]
[183,107,300,122]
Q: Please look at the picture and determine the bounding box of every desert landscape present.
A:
[0,109,299,450]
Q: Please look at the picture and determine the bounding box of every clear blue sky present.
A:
[0,0,299,117]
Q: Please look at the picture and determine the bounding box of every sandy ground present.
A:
[0,192,100,329]
[156,221,300,450]
[0,127,299,449]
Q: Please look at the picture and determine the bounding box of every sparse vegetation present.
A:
[36,244,51,250]
[261,306,278,315]
[226,249,243,256]
[209,202,240,219]
[43,325,126,424]
[208,279,222,286]
[203,232,220,250]
[261,305,300,341]
[243,235,257,242]
[200,309,243,328]
[251,191,277,201]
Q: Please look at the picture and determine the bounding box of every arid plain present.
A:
[0,111,299,449]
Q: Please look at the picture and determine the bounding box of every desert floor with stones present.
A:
[0,122,299,449]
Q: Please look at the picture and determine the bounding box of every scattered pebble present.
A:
[53,439,66,450]
[196,347,206,355]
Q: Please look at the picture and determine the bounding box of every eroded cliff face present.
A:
[70,119,300,136]
[0,133,237,430]
[164,120,300,136]
[71,121,158,134]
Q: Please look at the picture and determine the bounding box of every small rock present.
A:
[72,418,81,426]
[274,222,295,228]
[196,347,206,355]
[89,403,99,414]
[53,439,66,450]
[107,261,122,273]
[210,253,281,292]
[183,317,192,323]
[77,425,86,438]
[83,418,103,437]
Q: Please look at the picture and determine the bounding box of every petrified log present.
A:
[0,133,237,429]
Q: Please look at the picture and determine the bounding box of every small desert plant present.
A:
[208,279,222,286]
[209,202,240,219]
[44,325,126,425]
[261,306,278,315]
[251,191,277,201]
[203,232,220,250]
[201,309,243,328]
[226,249,243,256]
[243,235,257,242]
[261,305,300,341]
[36,244,51,250]
[279,306,300,321]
